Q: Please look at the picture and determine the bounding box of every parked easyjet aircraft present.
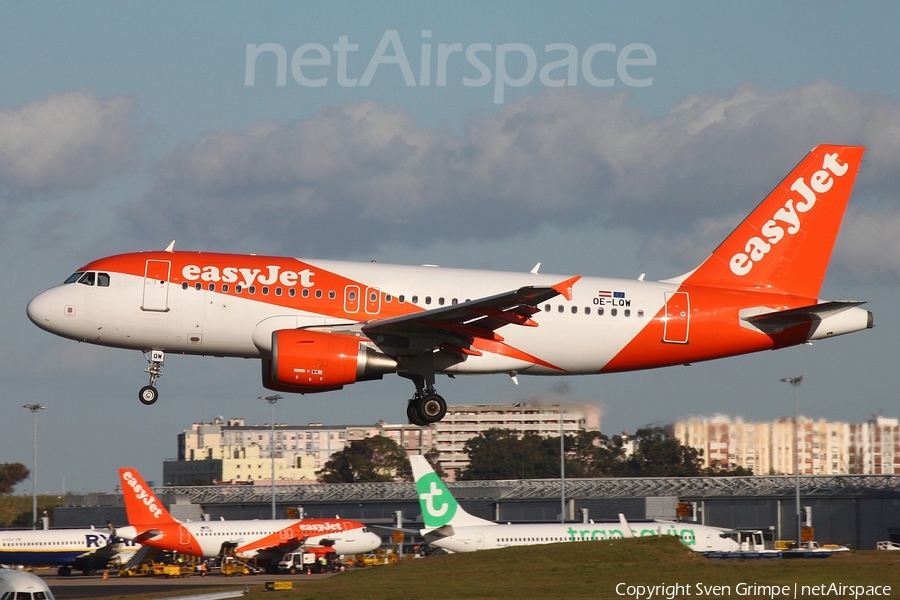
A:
[114,468,381,561]
[27,145,871,424]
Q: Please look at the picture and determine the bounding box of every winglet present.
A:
[551,275,581,301]
[618,513,635,538]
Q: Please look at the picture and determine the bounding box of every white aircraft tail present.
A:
[410,455,494,530]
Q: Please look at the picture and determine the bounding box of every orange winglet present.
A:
[551,275,582,301]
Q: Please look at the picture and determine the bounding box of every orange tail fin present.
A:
[119,467,178,526]
[682,145,864,298]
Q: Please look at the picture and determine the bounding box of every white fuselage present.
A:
[426,520,740,554]
[27,258,672,373]
[115,518,381,558]
[0,528,136,568]
[0,569,55,599]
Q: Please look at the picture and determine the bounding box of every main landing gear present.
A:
[139,350,165,405]
[407,391,448,426]
[403,370,448,426]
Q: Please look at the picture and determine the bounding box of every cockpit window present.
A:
[64,272,84,284]
[97,272,110,287]
[77,272,95,286]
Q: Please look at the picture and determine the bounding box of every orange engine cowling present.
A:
[266,329,396,393]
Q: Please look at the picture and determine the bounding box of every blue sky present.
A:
[2,1,899,493]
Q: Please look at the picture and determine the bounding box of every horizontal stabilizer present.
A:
[741,301,873,340]
[422,524,456,541]
[742,301,866,327]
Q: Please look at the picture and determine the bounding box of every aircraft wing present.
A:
[362,276,581,357]
[235,533,308,556]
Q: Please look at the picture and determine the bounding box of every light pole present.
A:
[780,376,803,548]
[259,395,282,519]
[23,404,45,530]
[559,405,566,523]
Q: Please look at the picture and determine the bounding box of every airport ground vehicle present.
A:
[278,546,337,574]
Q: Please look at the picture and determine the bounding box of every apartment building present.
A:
[674,414,898,475]
[164,402,600,484]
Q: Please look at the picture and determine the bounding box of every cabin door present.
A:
[143,260,171,312]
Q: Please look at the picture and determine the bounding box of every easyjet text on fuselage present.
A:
[181,264,315,288]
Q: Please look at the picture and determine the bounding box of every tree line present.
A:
[316,426,750,483]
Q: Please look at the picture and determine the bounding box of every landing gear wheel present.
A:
[408,401,427,426]
[139,385,159,405]
[418,394,447,423]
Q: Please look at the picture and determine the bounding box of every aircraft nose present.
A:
[26,291,55,331]
[367,531,382,551]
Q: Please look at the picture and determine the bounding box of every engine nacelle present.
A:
[265,329,396,393]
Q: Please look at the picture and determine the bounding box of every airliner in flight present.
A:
[27,145,871,424]
[409,455,739,553]
[0,527,137,575]
[113,468,381,563]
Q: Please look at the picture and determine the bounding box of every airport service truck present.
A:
[278,546,337,574]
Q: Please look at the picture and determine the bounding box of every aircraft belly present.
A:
[445,312,654,375]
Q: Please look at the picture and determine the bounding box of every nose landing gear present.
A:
[139,350,165,405]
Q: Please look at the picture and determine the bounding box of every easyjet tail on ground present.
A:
[27,145,871,424]
[114,468,381,563]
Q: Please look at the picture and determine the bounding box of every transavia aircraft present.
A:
[27,145,872,424]
[409,455,740,553]
[114,468,381,562]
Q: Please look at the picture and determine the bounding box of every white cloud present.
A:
[119,81,900,280]
[0,91,139,195]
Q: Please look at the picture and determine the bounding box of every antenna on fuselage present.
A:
[165,241,175,253]
[531,263,541,274]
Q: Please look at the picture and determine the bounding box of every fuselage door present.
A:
[663,291,689,343]
[344,285,360,314]
[143,260,171,312]
[364,287,381,315]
